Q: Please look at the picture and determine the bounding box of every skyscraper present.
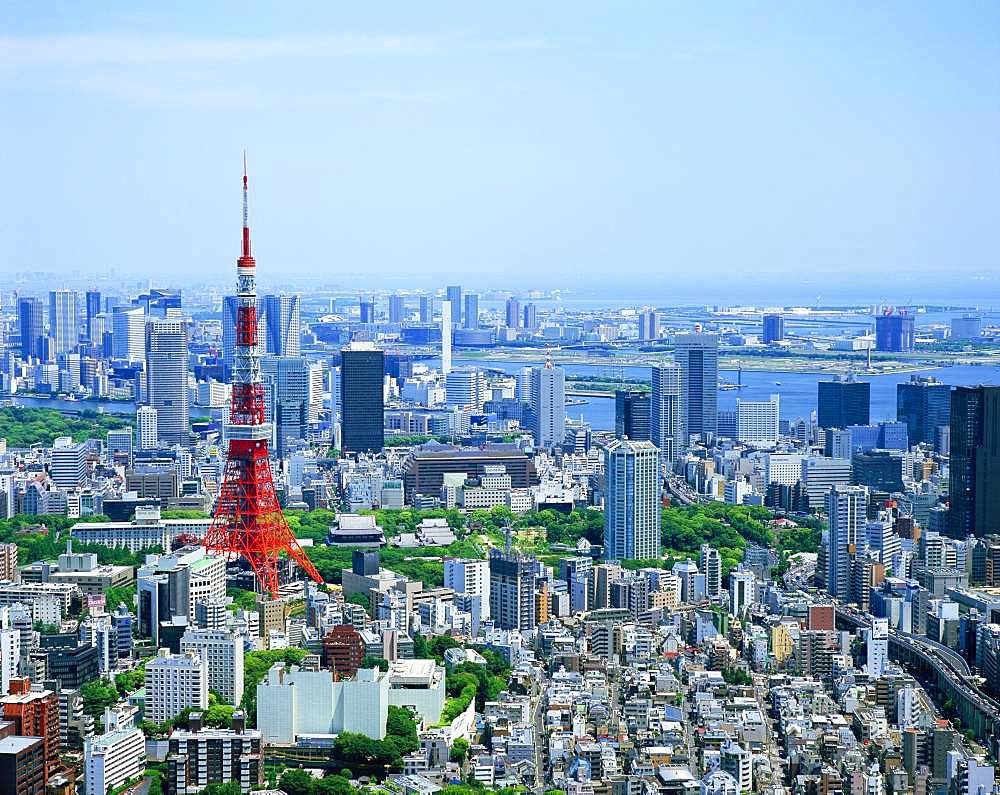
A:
[137,406,158,450]
[826,485,867,599]
[341,343,384,454]
[49,289,79,356]
[440,301,452,375]
[897,375,951,447]
[505,297,521,329]
[615,389,650,441]
[463,293,479,330]
[85,289,102,341]
[700,544,722,598]
[446,285,461,326]
[16,297,44,360]
[604,439,661,561]
[530,363,565,449]
[650,363,682,462]
[488,538,538,631]
[875,312,915,353]
[522,303,537,331]
[388,295,405,324]
[359,297,375,324]
[762,313,784,344]
[418,296,433,323]
[261,356,309,456]
[817,375,870,429]
[638,310,659,341]
[674,331,719,443]
[145,319,190,446]
[949,386,1000,538]
[262,294,301,356]
[112,306,146,362]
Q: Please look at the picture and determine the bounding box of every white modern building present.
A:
[84,707,146,795]
[650,363,682,464]
[71,505,211,553]
[866,617,889,676]
[387,658,446,725]
[700,544,722,599]
[530,363,566,449]
[604,439,661,561]
[137,405,159,450]
[736,394,780,447]
[112,305,146,363]
[145,648,209,725]
[256,663,389,745]
[730,568,756,617]
[180,628,245,706]
[764,453,802,486]
[444,558,490,620]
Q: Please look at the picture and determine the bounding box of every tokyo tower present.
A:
[203,157,322,598]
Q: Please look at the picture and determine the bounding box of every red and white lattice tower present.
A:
[203,157,322,597]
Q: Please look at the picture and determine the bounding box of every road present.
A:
[532,682,546,788]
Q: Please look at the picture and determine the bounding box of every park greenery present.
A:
[0,406,132,448]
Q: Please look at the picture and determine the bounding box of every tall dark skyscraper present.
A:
[897,375,951,447]
[446,285,462,327]
[263,294,301,356]
[17,297,44,360]
[463,293,479,330]
[762,313,784,344]
[949,386,1000,538]
[419,296,433,323]
[674,331,718,441]
[522,303,537,330]
[359,297,375,324]
[85,289,101,340]
[505,297,521,329]
[875,312,915,352]
[615,389,651,441]
[388,294,405,324]
[817,375,870,429]
[340,343,385,454]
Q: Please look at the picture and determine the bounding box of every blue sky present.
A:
[2,3,999,302]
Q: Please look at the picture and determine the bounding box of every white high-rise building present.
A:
[0,611,20,695]
[674,331,719,443]
[826,485,867,599]
[530,363,566,449]
[444,558,490,620]
[84,707,146,795]
[49,289,79,356]
[866,517,901,570]
[650,363,682,464]
[50,438,87,489]
[730,568,756,616]
[604,439,661,561]
[737,394,780,447]
[866,617,889,676]
[801,457,853,511]
[146,319,190,447]
[145,648,208,724]
[137,405,159,450]
[445,368,487,412]
[720,740,752,792]
[112,306,145,362]
[764,453,802,486]
[440,300,452,375]
[180,627,244,706]
[700,543,722,599]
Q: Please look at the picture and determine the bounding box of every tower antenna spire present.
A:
[241,150,251,259]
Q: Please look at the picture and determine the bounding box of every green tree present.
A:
[315,776,354,795]
[450,737,470,763]
[279,768,316,795]
[81,678,120,720]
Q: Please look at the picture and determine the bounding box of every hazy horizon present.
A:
[3,3,999,297]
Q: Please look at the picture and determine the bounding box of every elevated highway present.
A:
[836,606,1000,743]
